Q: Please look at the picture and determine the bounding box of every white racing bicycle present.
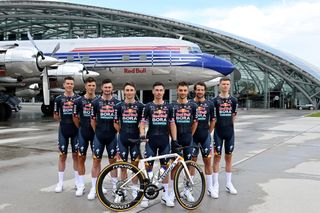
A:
[96,139,205,211]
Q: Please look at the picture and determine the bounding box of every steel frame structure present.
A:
[1,1,319,108]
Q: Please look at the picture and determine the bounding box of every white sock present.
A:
[212,172,219,186]
[206,175,213,189]
[79,175,85,187]
[74,171,79,186]
[133,184,139,191]
[163,183,169,196]
[147,171,154,180]
[226,172,232,185]
[58,172,64,186]
[191,175,194,181]
[169,179,174,193]
[91,177,97,189]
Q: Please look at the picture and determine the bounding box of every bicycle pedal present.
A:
[157,186,164,192]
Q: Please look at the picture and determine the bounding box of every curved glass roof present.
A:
[0,0,319,107]
[155,17,320,80]
[213,29,320,80]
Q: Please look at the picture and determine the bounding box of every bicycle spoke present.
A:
[174,161,205,210]
[96,162,145,211]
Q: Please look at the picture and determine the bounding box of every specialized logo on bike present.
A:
[62,100,74,115]
[175,106,192,123]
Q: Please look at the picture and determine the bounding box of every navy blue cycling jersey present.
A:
[191,99,214,132]
[172,101,198,135]
[73,95,97,130]
[54,94,80,125]
[114,101,144,135]
[141,102,174,136]
[91,97,120,138]
[211,95,237,129]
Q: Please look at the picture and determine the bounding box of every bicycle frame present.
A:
[120,153,194,189]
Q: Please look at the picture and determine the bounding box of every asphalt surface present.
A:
[0,104,319,213]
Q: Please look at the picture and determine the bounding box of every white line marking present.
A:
[40,174,91,192]
[41,162,161,193]
[233,148,268,166]
[0,128,40,134]
[0,135,49,145]
[0,203,12,210]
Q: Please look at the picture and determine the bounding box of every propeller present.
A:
[51,43,60,57]
[78,52,90,74]
[27,31,59,106]
[27,32,44,59]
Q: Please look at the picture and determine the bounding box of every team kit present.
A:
[53,76,238,208]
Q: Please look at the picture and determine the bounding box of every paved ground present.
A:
[0,104,319,213]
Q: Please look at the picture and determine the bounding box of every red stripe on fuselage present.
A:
[71,46,186,52]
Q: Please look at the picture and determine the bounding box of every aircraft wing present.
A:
[0,43,19,51]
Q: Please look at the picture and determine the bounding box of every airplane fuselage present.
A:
[1,37,234,90]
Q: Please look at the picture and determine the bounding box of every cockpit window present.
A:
[190,46,202,53]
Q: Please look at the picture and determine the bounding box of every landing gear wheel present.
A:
[0,104,5,121]
[41,102,53,116]
[0,103,12,121]
[4,104,12,121]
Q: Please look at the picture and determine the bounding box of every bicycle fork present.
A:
[158,157,195,185]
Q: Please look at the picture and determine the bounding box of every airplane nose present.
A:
[83,70,100,78]
[202,54,235,75]
[37,56,59,68]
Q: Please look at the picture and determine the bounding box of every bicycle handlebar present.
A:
[174,144,201,151]
[128,138,201,151]
[128,138,148,144]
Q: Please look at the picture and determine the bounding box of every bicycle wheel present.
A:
[174,160,205,210]
[96,162,146,212]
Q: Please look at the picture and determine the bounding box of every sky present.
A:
[58,0,320,67]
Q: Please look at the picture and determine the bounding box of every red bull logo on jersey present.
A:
[152,109,168,125]
[176,108,191,123]
[100,105,115,119]
[62,101,74,115]
[219,102,232,116]
[122,109,138,123]
[83,103,92,117]
[197,106,207,120]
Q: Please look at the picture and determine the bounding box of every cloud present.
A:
[163,1,320,67]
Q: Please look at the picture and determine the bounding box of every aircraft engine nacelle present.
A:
[48,63,99,90]
[0,47,58,78]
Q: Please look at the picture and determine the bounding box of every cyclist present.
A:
[191,82,216,198]
[72,77,97,197]
[211,77,238,198]
[53,76,80,193]
[171,81,198,203]
[113,82,144,203]
[139,82,177,208]
[87,79,120,200]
